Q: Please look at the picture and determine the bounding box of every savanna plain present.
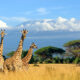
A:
[0,64,80,80]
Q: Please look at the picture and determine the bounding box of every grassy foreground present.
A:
[0,64,80,80]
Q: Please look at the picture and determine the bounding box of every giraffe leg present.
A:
[23,63,29,71]
[3,63,11,72]
[3,64,9,73]
[26,63,29,70]
[0,65,4,72]
[0,60,4,72]
[8,64,14,71]
[12,64,19,72]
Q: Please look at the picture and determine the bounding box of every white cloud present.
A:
[18,17,80,32]
[1,17,80,31]
[70,18,76,22]
[37,8,49,15]
[0,20,9,29]
[0,17,27,22]
[56,17,67,23]
[32,21,54,31]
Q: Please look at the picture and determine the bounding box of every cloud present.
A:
[17,17,80,32]
[0,17,80,31]
[22,6,64,16]
[0,17,27,22]
[37,8,49,15]
[56,17,67,23]
[17,19,54,31]
[0,20,9,29]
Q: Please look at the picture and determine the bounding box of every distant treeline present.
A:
[4,40,80,64]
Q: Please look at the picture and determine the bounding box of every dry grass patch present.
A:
[0,64,80,80]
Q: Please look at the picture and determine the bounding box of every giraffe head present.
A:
[21,29,28,39]
[0,29,6,38]
[30,42,37,49]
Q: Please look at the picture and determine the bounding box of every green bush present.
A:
[73,57,80,64]
[43,59,53,64]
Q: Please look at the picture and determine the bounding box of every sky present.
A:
[0,0,80,54]
[0,0,80,27]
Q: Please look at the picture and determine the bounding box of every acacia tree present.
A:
[64,40,80,57]
[34,46,65,62]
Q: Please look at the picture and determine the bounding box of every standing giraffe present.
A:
[3,29,28,71]
[0,30,6,71]
[22,42,37,70]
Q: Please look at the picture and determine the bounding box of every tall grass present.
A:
[0,64,80,80]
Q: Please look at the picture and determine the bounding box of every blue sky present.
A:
[0,0,80,26]
[0,0,80,54]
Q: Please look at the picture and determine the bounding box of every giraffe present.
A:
[22,42,37,70]
[3,29,28,72]
[0,29,6,71]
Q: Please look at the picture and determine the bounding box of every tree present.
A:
[64,40,80,57]
[34,46,65,60]
[64,40,80,48]
[6,51,15,57]
[21,50,28,59]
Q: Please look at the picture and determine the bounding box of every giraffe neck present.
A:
[23,47,33,63]
[14,35,24,58]
[0,37,4,56]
